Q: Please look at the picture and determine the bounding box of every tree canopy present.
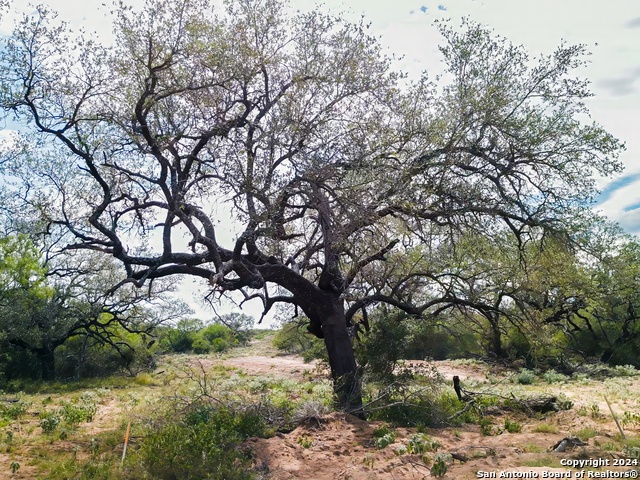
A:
[0,0,625,411]
[0,234,179,380]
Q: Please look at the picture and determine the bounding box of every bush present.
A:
[406,433,440,454]
[612,364,639,377]
[191,337,211,354]
[135,403,266,480]
[159,318,203,353]
[542,369,569,384]
[215,313,254,345]
[157,319,241,355]
[366,384,465,428]
[0,345,40,385]
[373,424,397,449]
[504,418,522,433]
[515,369,536,385]
[355,311,476,383]
[40,411,61,434]
[356,313,409,381]
[272,321,315,354]
[0,398,30,420]
[56,328,158,380]
[211,337,231,353]
[272,318,328,364]
[200,324,235,344]
[61,395,97,426]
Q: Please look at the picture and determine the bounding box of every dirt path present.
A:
[223,355,322,380]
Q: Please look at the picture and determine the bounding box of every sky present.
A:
[1,0,639,323]
[320,0,640,231]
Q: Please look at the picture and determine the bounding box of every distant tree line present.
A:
[275,219,640,374]
[0,234,253,386]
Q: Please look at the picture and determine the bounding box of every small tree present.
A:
[544,228,640,367]
[0,1,624,410]
[214,312,254,344]
[0,235,179,380]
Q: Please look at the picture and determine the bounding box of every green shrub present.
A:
[272,322,314,354]
[375,432,397,449]
[612,365,639,377]
[0,347,40,385]
[191,336,211,354]
[159,318,203,353]
[622,411,640,427]
[56,327,158,380]
[61,397,97,426]
[354,311,478,383]
[366,386,470,428]
[479,418,499,436]
[373,423,395,438]
[156,319,242,355]
[301,337,328,363]
[356,313,409,381]
[623,445,640,461]
[136,403,266,480]
[533,423,557,434]
[542,370,569,384]
[40,411,61,434]
[0,399,30,419]
[515,369,536,385]
[406,433,440,454]
[574,428,598,439]
[297,435,313,448]
[210,337,230,353]
[200,324,234,344]
[214,313,255,345]
[430,454,449,477]
[504,418,522,433]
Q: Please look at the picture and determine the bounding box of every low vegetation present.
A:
[0,331,639,479]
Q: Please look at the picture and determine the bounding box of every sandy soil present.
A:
[226,353,640,480]
[249,410,639,480]
[224,355,322,380]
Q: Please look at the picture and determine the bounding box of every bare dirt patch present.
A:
[232,357,640,480]
[249,411,621,480]
[223,355,321,380]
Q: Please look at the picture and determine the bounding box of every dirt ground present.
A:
[224,355,323,379]
[226,351,640,480]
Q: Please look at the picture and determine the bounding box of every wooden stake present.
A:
[121,421,132,466]
[604,396,625,439]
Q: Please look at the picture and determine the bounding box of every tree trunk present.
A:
[323,315,364,417]
[36,347,56,381]
[488,316,506,358]
[310,294,364,417]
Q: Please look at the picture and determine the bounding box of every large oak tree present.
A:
[0,0,624,412]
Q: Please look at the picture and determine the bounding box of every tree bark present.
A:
[35,347,56,381]
[308,294,364,417]
[260,263,364,415]
[323,315,363,417]
[488,315,506,358]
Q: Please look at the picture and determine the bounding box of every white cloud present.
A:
[0,129,16,141]
[625,17,640,29]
